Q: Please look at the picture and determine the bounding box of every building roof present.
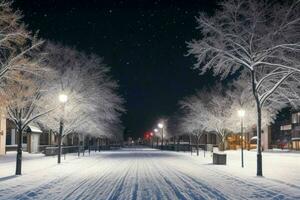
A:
[291,137,300,141]
[28,124,42,133]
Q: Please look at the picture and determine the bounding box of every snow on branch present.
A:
[36,42,125,139]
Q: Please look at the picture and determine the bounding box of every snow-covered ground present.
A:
[0,148,299,200]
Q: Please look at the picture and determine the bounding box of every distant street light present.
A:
[150,132,154,148]
[154,129,159,148]
[58,93,68,164]
[158,123,164,150]
[238,109,245,168]
[158,123,163,129]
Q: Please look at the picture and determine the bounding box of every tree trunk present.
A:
[189,134,192,155]
[196,136,199,156]
[77,134,80,157]
[71,134,74,146]
[219,139,225,151]
[57,120,63,164]
[152,137,154,148]
[15,124,22,175]
[98,138,100,152]
[173,136,176,151]
[82,136,85,156]
[251,70,263,176]
[256,101,263,176]
[161,129,164,150]
[88,136,91,156]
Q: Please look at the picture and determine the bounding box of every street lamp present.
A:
[238,109,245,168]
[58,93,68,164]
[154,128,158,148]
[158,123,164,150]
[59,94,68,103]
[150,132,154,148]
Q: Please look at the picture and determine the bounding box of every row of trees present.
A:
[176,80,280,152]
[164,0,300,176]
[0,1,124,175]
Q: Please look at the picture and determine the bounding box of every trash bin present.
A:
[213,153,227,165]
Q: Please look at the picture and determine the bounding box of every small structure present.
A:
[213,153,227,165]
[26,124,42,153]
[249,136,257,150]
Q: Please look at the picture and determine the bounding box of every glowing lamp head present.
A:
[150,132,153,136]
[158,123,164,129]
[238,109,245,118]
[59,94,68,103]
[154,128,158,133]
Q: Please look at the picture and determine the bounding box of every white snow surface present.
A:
[0,148,299,200]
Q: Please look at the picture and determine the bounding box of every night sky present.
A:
[14,0,218,138]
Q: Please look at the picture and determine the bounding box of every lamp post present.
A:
[158,123,164,150]
[238,109,245,168]
[150,132,154,148]
[154,128,158,148]
[58,93,68,164]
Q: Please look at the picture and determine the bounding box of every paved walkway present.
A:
[0,148,299,200]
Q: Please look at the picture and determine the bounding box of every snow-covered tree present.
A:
[181,87,235,151]
[0,0,49,175]
[166,115,182,139]
[0,1,44,88]
[206,91,234,150]
[179,93,210,155]
[225,79,283,134]
[5,70,55,175]
[187,0,300,176]
[37,43,124,162]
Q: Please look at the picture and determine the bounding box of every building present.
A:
[225,125,271,151]
[1,117,105,155]
[5,120,46,153]
[0,117,6,155]
[264,108,300,151]
[276,111,300,150]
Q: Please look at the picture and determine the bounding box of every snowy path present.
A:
[0,148,299,200]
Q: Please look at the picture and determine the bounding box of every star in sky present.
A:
[15,0,218,138]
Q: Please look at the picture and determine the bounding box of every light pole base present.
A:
[256,153,263,176]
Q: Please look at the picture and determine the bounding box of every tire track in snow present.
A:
[144,151,221,200]
[2,155,113,200]
[105,156,136,200]
[145,151,190,200]
[1,149,299,200]
[193,163,298,199]
[165,166,226,200]
[170,153,298,200]
[154,154,227,200]
[57,156,122,200]
[138,153,168,200]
